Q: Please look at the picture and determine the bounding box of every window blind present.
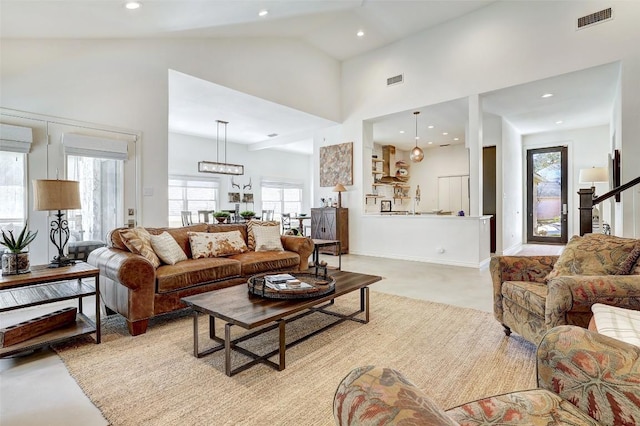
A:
[63,133,129,160]
[0,123,33,154]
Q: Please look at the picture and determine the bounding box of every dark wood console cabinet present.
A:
[310,207,349,255]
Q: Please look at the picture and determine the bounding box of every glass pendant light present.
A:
[410,111,424,162]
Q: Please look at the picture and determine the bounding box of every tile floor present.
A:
[0,245,563,425]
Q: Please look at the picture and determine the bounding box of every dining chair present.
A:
[281,213,291,232]
[261,209,274,221]
[180,211,193,226]
[198,210,214,223]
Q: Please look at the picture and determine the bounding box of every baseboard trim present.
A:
[348,250,486,269]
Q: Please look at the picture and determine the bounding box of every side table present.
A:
[312,239,341,270]
[0,262,100,357]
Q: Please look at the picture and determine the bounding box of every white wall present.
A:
[1,38,341,228]
[169,132,312,213]
[620,55,640,236]
[501,120,523,254]
[339,1,640,257]
[412,145,469,212]
[523,125,610,237]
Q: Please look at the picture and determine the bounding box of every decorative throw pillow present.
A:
[188,231,248,258]
[150,231,188,265]
[546,234,640,280]
[252,225,284,252]
[246,219,279,251]
[119,227,161,268]
[616,243,640,275]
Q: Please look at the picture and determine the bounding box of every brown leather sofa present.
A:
[88,223,314,335]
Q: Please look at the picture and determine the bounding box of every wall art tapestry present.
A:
[319,142,353,187]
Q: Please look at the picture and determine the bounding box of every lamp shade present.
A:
[333,183,347,193]
[33,179,81,211]
[578,167,608,184]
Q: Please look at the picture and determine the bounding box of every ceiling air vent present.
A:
[267,133,278,138]
[577,7,613,29]
[439,144,450,147]
[387,74,404,86]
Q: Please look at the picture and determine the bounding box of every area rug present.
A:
[54,291,537,425]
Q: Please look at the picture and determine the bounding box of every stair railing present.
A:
[579,176,640,235]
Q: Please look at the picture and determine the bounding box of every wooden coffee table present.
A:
[181,270,381,376]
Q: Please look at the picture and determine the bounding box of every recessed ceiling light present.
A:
[541,93,554,98]
[453,137,459,141]
[399,130,405,134]
[124,1,141,10]
[356,30,364,37]
[258,9,269,17]
[428,125,434,129]
[555,120,563,124]
[442,132,448,136]
[428,141,433,145]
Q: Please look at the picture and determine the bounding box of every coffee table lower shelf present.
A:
[190,287,369,376]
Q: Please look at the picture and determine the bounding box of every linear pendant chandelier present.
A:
[198,120,244,175]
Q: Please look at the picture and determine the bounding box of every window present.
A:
[0,151,26,228]
[67,155,124,242]
[168,177,219,227]
[261,179,303,220]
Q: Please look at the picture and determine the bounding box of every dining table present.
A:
[291,214,311,236]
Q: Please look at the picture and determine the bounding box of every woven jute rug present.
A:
[54,291,536,425]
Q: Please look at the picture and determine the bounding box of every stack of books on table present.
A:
[264,274,312,290]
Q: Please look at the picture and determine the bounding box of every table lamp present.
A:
[578,167,608,196]
[333,183,347,208]
[578,167,608,229]
[33,179,81,268]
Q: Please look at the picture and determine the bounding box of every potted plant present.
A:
[213,211,230,223]
[240,210,255,220]
[1,223,38,275]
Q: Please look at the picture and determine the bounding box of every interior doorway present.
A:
[526,146,568,244]
[483,146,497,253]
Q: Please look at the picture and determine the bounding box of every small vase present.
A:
[1,251,30,275]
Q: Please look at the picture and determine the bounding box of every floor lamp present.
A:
[33,179,82,268]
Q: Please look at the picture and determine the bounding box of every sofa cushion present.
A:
[229,250,299,276]
[446,389,598,425]
[150,231,187,265]
[119,227,161,268]
[188,230,248,258]
[546,234,640,280]
[502,280,547,316]
[156,257,242,293]
[246,219,279,251]
[252,225,284,252]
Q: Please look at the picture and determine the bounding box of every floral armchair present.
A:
[491,234,640,344]
[334,326,640,425]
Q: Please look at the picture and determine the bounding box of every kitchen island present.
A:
[350,213,493,268]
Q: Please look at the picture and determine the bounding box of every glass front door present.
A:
[526,146,568,244]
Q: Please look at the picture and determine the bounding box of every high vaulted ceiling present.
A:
[0,0,493,61]
[0,1,621,155]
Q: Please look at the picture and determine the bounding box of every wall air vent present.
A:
[387,74,404,86]
[577,7,613,29]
